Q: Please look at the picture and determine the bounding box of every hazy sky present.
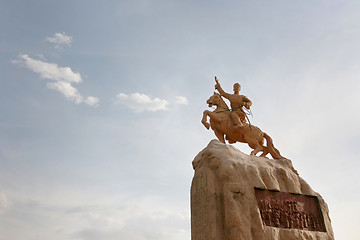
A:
[1,0,360,239]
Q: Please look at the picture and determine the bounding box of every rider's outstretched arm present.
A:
[217,86,231,99]
[215,79,231,99]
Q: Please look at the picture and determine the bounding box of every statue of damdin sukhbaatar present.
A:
[201,76,285,159]
[193,76,334,240]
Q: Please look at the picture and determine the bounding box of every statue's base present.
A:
[191,140,334,240]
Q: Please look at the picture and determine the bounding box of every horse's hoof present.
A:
[203,122,210,129]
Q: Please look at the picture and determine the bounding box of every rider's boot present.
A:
[231,112,243,130]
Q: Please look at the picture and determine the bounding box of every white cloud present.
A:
[175,96,188,105]
[46,32,73,48]
[13,54,99,106]
[15,54,82,83]
[115,93,169,112]
[84,96,100,107]
[69,196,189,240]
[45,81,99,106]
[0,193,189,240]
[0,192,11,214]
[47,81,83,104]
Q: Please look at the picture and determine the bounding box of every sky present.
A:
[1,0,360,239]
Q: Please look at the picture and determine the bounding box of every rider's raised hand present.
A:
[214,76,220,90]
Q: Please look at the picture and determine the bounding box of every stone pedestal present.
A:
[191,140,334,240]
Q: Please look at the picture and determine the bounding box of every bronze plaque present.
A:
[255,188,326,232]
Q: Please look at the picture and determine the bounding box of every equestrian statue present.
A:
[201,76,286,159]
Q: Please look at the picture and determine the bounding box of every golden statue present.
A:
[201,76,285,159]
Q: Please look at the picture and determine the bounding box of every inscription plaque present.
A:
[255,188,326,232]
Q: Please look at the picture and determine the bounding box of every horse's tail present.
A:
[263,132,286,159]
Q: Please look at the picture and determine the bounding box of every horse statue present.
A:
[201,92,286,159]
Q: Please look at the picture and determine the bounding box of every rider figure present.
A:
[214,76,252,130]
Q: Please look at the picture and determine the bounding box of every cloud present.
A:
[0,192,11,214]
[13,54,99,106]
[175,96,188,105]
[69,196,189,240]
[115,93,169,112]
[46,32,73,48]
[47,81,83,104]
[14,54,82,83]
[84,96,100,106]
[0,193,189,240]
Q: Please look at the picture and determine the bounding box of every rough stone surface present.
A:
[191,140,334,240]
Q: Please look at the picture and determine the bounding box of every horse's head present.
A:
[207,92,222,107]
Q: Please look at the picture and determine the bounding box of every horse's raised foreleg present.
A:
[201,110,211,129]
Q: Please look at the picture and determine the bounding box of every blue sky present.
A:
[1,0,360,239]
